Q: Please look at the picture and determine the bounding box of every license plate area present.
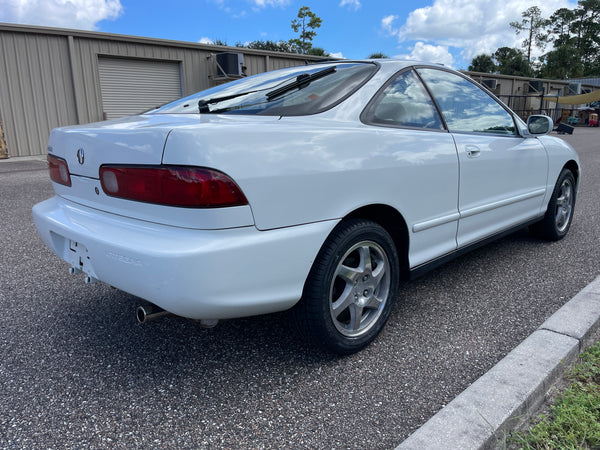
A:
[66,240,96,277]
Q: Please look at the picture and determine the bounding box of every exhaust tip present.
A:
[136,305,149,323]
[136,304,171,323]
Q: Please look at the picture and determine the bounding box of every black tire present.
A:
[530,168,576,241]
[293,218,400,354]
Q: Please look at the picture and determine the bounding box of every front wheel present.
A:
[293,219,400,354]
[530,168,576,241]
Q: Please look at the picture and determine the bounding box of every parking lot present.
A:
[1,128,599,449]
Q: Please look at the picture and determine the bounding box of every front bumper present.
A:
[33,196,336,319]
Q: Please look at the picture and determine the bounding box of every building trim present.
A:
[0,22,321,62]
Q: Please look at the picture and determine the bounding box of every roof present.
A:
[566,77,600,87]
[0,22,321,61]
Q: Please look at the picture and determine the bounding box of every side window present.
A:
[363,70,443,130]
[417,68,517,135]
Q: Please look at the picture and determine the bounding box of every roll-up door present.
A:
[98,57,182,119]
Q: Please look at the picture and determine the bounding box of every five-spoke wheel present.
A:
[554,176,574,234]
[531,168,576,241]
[329,241,391,338]
[294,219,399,354]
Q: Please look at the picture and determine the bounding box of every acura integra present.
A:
[33,60,579,354]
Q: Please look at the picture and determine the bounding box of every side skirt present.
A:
[407,216,543,281]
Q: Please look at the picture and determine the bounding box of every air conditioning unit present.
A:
[568,83,581,95]
[216,52,245,77]
[481,79,497,90]
[528,80,544,93]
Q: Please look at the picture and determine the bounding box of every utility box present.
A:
[481,79,497,90]
[568,83,581,95]
[216,52,245,77]
[528,80,544,93]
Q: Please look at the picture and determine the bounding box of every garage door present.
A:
[98,57,182,119]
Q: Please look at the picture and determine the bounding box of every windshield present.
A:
[150,62,377,116]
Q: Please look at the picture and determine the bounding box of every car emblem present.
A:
[77,148,85,165]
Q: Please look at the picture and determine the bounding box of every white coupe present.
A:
[33,60,580,354]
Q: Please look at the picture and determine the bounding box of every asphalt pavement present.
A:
[1,128,599,449]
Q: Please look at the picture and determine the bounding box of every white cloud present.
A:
[251,0,290,7]
[0,0,122,30]
[209,0,285,14]
[386,0,576,63]
[329,51,345,59]
[395,42,454,67]
[381,15,398,34]
[198,37,214,44]
[339,0,361,11]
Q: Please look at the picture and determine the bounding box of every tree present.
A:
[572,0,600,75]
[510,6,547,62]
[307,47,328,57]
[492,47,533,76]
[290,6,322,55]
[539,45,582,79]
[537,1,600,78]
[367,52,389,59]
[468,54,496,73]
[238,40,298,53]
[545,7,576,47]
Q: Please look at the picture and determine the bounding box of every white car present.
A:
[33,60,579,354]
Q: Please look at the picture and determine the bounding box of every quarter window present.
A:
[363,70,443,130]
[417,68,517,135]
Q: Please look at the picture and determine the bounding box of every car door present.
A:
[416,68,548,248]
[361,68,460,267]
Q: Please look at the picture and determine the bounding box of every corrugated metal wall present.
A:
[0,24,314,157]
[0,30,78,156]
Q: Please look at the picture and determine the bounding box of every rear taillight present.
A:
[47,154,71,187]
[99,165,248,208]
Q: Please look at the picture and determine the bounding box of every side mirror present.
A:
[527,115,553,136]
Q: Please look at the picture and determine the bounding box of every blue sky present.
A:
[1,0,578,70]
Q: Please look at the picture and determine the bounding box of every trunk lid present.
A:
[45,114,269,229]
[48,114,203,178]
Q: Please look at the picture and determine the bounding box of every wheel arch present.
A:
[563,160,580,188]
[344,204,410,280]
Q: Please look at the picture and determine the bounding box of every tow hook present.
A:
[196,319,219,328]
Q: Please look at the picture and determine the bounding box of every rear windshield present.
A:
[150,62,377,116]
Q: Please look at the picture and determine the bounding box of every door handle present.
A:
[465,145,481,158]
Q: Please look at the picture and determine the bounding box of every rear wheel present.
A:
[294,219,400,354]
[530,168,576,241]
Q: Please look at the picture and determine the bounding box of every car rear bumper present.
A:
[32,196,336,319]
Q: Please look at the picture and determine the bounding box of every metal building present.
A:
[466,71,599,122]
[2,23,598,159]
[0,23,319,158]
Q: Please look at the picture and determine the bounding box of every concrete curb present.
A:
[0,155,47,174]
[397,275,600,450]
[0,155,46,163]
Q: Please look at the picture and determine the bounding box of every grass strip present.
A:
[511,341,600,449]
